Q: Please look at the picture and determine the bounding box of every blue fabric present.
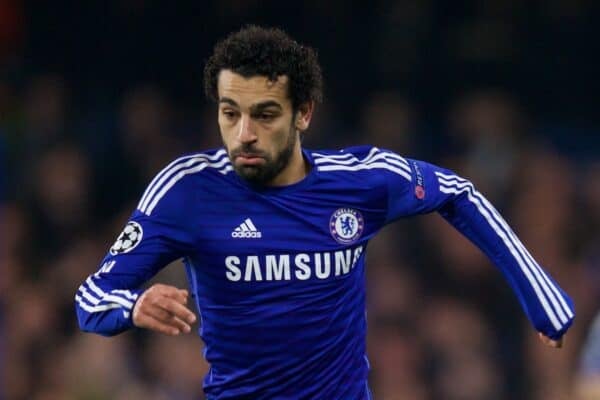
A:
[75,145,574,399]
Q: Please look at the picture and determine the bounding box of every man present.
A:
[75,26,574,399]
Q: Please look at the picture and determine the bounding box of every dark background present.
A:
[1,1,599,399]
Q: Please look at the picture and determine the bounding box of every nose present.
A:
[237,114,257,144]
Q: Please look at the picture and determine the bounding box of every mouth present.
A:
[234,153,265,166]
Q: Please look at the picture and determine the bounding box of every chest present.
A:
[188,181,387,256]
[183,176,388,293]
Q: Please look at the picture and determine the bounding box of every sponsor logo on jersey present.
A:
[231,218,262,238]
[224,245,364,282]
[329,208,364,244]
[110,221,143,255]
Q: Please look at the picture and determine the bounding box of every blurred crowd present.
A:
[2,1,600,400]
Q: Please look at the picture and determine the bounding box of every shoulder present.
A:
[136,148,231,216]
[310,145,412,182]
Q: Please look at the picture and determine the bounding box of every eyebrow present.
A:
[250,101,283,112]
[219,97,239,107]
[219,97,283,112]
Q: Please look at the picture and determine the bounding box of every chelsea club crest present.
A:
[330,208,364,244]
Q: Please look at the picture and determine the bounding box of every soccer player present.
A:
[75,26,574,399]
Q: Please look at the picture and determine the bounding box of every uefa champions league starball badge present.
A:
[110,221,143,255]
[330,208,364,244]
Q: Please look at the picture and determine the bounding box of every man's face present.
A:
[217,70,298,186]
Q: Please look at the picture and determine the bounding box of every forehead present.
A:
[217,70,290,107]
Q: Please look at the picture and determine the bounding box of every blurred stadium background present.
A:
[1,1,599,399]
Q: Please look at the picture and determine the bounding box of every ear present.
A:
[295,101,315,132]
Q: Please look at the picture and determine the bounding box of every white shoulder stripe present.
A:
[379,152,410,168]
[362,147,410,168]
[311,152,355,160]
[138,155,207,212]
[313,148,411,173]
[313,147,379,163]
[435,172,573,328]
[137,150,228,212]
[138,154,201,210]
[369,153,411,172]
[143,156,230,215]
[313,147,412,181]
[218,165,234,175]
[318,162,412,181]
[313,154,359,164]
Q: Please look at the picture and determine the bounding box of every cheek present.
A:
[218,121,236,143]
[263,129,285,154]
[270,121,294,146]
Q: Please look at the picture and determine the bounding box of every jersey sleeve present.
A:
[75,170,194,336]
[383,151,575,340]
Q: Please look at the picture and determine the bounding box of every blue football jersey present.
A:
[76,146,575,399]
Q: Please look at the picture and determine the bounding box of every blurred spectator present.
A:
[0,129,6,202]
[580,161,600,296]
[2,3,598,398]
[369,315,428,400]
[24,143,94,264]
[21,75,68,142]
[576,311,600,400]
[510,148,589,400]
[370,1,431,86]
[0,0,23,62]
[143,333,209,398]
[445,89,528,202]
[358,91,418,155]
[119,85,185,181]
[420,297,505,400]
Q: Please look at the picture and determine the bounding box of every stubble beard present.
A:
[228,125,297,186]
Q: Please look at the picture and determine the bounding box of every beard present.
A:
[227,126,297,186]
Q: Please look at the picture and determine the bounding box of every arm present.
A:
[75,166,197,336]
[382,150,575,342]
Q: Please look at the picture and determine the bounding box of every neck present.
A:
[268,143,308,187]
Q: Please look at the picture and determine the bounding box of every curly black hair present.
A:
[204,25,323,111]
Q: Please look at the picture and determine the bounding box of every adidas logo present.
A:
[231,218,262,238]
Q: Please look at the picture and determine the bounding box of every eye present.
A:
[257,112,276,122]
[221,109,238,120]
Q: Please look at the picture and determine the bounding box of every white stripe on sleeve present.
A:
[76,295,122,313]
[436,172,573,320]
[83,277,135,310]
[435,174,565,330]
